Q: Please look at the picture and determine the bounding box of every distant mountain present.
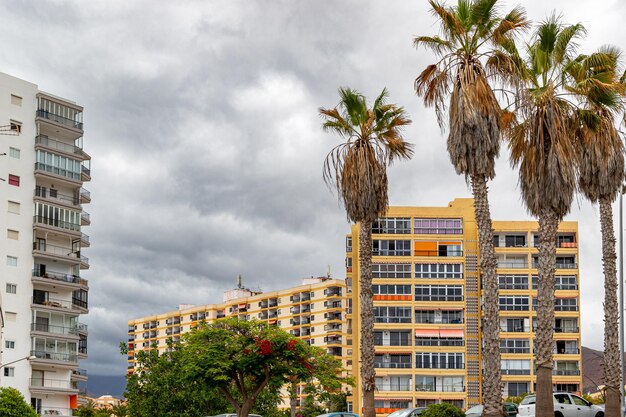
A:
[582,346,605,394]
[83,374,127,398]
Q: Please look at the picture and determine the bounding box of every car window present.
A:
[387,410,412,417]
[466,405,484,414]
[504,404,516,412]
[555,394,571,405]
[571,396,588,407]
[520,396,536,405]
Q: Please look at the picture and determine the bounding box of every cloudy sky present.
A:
[0,0,625,379]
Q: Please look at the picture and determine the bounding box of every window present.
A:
[8,174,19,187]
[372,240,411,256]
[415,310,463,324]
[4,312,16,322]
[504,235,526,247]
[498,275,528,290]
[35,202,81,231]
[8,147,19,159]
[555,298,578,311]
[3,367,14,377]
[373,217,411,234]
[500,339,530,354]
[415,352,464,369]
[9,121,21,133]
[5,283,16,294]
[555,276,577,290]
[35,150,82,181]
[501,318,529,332]
[7,201,20,214]
[414,285,463,301]
[415,263,463,279]
[10,94,22,106]
[6,256,17,266]
[4,340,15,349]
[7,229,18,240]
[372,284,411,295]
[499,296,529,311]
[501,359,531,375]
[372,263,411,278]
[374,354,412,368]
[346,237,352,252]
[508,382,529,397]
[374,306,412,323]
[374,331,411,346]
[414,218,462,234]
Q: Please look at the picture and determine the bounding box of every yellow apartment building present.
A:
[127,277,351,407]
[345,198,582,414]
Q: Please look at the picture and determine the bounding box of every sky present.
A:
[0,0,624,379]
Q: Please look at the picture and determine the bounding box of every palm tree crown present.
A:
[415,0,528,179]
[320,87,413,223]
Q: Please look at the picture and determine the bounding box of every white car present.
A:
[518,393,604,417]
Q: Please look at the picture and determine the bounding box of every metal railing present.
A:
[80,187,91,200]
[40,406,74,416]
[501,369,531,375]
[32,296,75,310]
[37,109,83,130]
[29,377,75,389]
[34,162,81,181]
[81,212,90,223]
[497,262,529,269]
[415,337,464,347]
[35,135,85,156]
[35,186,78,205]
[32,269,86,286]
[81,232,90,243]
[553,369,580,376]
[77,323,88,333]
[554,327,579,333]
[376,384,412,391]
[374,362,412,369]
[415,384,465,392]
[413,250,463,257]
[72,368,87,377]
[31,323,78,336]
[33,242,80,258]
[30,350,77,363]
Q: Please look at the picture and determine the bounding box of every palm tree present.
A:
[567,47,626,417]
[504,16,585,417]
[320,87,413,417]
[414,1,528,414]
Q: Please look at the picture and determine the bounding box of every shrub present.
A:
[420,403,465,417]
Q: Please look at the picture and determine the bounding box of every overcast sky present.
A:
[0,0,624,378]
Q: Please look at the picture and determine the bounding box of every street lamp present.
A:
[0,355,36,370]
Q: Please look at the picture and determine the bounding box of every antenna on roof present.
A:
[327,265,331,278]
[237,274,243,289]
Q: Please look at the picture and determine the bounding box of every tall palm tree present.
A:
[567,47,626,417]
[504,16,585,417]
[320,87,413,417]
[414,1,528,414]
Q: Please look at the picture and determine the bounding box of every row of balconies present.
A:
[375,383,465,393]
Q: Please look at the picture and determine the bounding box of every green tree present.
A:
[319,87,413,417]
[123,341,230,417]
[181,318,348,417]
[504,15,585,417]
[420,403,465,417]
[414,3,528,415]
[568,46,626,417]
[0,387,37,417]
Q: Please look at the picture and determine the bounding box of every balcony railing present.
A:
[497,262,528,269]
[33,216,81,232]
[80,187,91,202]
[415,337,464,347]
[81,212,90,224]
[81,165,91,179]
[35,162,81,182]
[35,135,86,157]
[376,384,412,391]
[37,109,83,130]
[375,362,412,369]
[32,269,87,286]
[500,326,530,332]
[501,369,531,375]
[415,384,465,392]
[30,323,78,336]
[555,327,579,333]
[553,369,580,376]
[532,262,577,269]
[41,407,74,416]
[414,250,463,257]
[555,348,579,354]
[33,242,81,260]
[32,296,76,310]
[77,323,88,333]
[35,186,78,206]
[30,350,77,363]
[72,368,87,377]
[30,377,75,390]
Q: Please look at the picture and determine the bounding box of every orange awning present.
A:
[415,329,441,337]
[414,241,437,251]
[268,319,277,324]
[439,329,464,337]
[238,303,246,308]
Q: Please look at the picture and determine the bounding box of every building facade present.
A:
[127,277,351,406]
[345,199,582,413]
[0,72,90,416]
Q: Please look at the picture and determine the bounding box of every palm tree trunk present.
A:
[290,382,298,417]
[359,219,376,417]
[471,174,502,417]
[600,196,622,417]
[536,208,559,417]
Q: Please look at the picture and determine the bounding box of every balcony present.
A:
[80,187,91,203]
[71,368,88,381]
[33,242,82,264]
[301,293,311,301]
[32,269,87,290]
[35,186,80,207]
[497,261,528,269]
[33,216,80,234]
[30,323,78,337]
[268,299,278,307]
[377,383,412,392]
[325,336,342,344]
[29,377,78,394]
[414,384,465,393]
[375,362,412,369]
[35,135,89,160]
[501,369,531,375]
[77,323,88,334]
[555,327,579,333]
[32,296,82,313]
[326,287,342,297]
[414,250,463,257]
[553,369,580,376]
[81,164,91,182]
[81,211,91,226]
[30,350,78,366]
[39,407,74,417]
[34,162,82,184]
[37,108,83,131]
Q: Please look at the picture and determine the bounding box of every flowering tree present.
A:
[181,318,348,417]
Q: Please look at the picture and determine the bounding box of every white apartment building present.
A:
[0,72,90,415]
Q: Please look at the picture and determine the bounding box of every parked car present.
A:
[465,402,518,417]
[518,393,604,417]
[386,408,427,417]
[315,413,360,417]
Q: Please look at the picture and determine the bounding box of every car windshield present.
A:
[466,405,484,414]
[520,396,536,405]
[388,409,414,417]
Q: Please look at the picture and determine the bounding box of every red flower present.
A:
[287,339,298,351]
[243,348,251,355]
[257,339,272,355]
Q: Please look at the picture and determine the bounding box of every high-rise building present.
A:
[127,276,351,406]
[346,198,582,413]
[0,72,90,415]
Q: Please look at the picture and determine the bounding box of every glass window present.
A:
[373,240,411,256]
[6,256,17,267]
[373,218,411,234]
[373,263,411,278]
[8,147,19,159]
[415,263,463,279]
[5,283,16,294]
[414,218,462,234]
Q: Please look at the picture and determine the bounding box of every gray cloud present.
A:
[0,0,623,378]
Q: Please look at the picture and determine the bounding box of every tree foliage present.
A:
[181,318,349,417]
[0,387,37,417]
[420,403,465,417]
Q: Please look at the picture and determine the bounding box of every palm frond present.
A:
[413,35,454,57]
[554,23,587,64]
